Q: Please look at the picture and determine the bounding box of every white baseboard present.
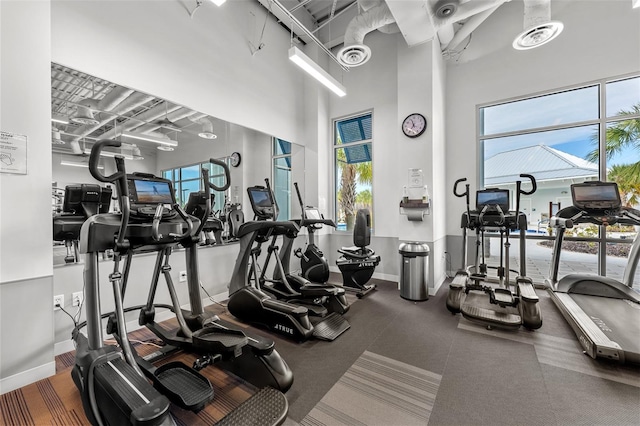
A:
[54,293,230,357]
[0,361,55,395]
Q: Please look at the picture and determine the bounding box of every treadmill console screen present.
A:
[248,187,275,219]
[476,189,510,213]
[571,182,621,210]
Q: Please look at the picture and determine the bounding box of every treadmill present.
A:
[545,181,640,364]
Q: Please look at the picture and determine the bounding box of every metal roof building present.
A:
[484,144,598,187]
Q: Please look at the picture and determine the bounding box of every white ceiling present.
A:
[51,63,225,159]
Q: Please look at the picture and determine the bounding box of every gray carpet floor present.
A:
[258,273,640,426]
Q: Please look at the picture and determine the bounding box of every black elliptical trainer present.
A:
[276,182,349,314]
[226,180,349,341]
[445,174,542,331]
[71,139,288,426]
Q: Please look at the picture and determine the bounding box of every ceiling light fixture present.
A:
[61,160,103,169]
[121,131,178,146]
[209,0,226,5]
[157,146,175,152]
[52,128,65,145]
[71,99,100,125]
[82,148,143,161]
[289,46,346,97]
[633,0,640,8]
[198,119,217,139]
[51,114,69,125]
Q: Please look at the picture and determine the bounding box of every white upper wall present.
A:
[1,1,52,283]
[445,0,640,235]
[51,0,306,145]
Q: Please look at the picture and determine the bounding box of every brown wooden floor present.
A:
[0,307,259,425]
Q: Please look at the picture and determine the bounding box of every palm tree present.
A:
[608,164,640,207]
[336,147,372,230]
[586,103,640,204]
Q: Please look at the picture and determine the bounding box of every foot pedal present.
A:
[461,304,521,330]
[216,387,288,426]
[192,327,248,357]
[491,288,516,307]
[311,312,350,341]
[151,362,213,412]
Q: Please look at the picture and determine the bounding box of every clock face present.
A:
[402,113,427,138]
[230,152,241,167]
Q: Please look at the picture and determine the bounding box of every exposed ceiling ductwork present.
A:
[336,0,397,67]
[513,0,563,50]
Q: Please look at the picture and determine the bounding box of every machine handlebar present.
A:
[518,174,537,195]
[206,158,231,192]
[89,139,129,199]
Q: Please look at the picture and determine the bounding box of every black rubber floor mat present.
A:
[312,312,350,341]
[216,387,288,426]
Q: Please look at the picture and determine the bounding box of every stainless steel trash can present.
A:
[399,242,430,301]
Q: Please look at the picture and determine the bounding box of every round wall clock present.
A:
[402,113,427,138]
[230,152,241,167]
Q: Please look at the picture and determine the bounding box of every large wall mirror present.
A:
[51,62,305,265]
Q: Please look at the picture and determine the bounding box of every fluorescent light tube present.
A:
[121,131,178,146]
[289,46,346,97]
[61,160,103,169]
[51,114,69,124]
[83,149,134,160]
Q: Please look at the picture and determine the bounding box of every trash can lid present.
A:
[399,242,430,255]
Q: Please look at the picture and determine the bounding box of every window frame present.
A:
[332,110,375,233]
[272,138,292,221]
[161,158,230,210]
[477,72,640,277]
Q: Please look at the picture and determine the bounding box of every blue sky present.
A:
[482,77,639,167]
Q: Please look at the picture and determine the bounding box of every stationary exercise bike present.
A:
[335,209,381,298]
[72,139,289,426]
[446,174,542,331]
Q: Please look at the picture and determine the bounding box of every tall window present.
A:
[162,160,229,212]
[333,112,373,231]
[272,138,291,220]
[478,75,640,285]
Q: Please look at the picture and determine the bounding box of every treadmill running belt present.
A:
[570,294,640,356]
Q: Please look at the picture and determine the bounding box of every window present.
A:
[333,112,373,232]
[272,138,292,220]
[162,160,229,212]
[478,75,640,286]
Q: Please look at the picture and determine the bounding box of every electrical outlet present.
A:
[54,294,64,310]
[72,292,83,307]
[179,271,187,282]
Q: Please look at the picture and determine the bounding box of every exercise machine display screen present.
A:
[572,182,621,210]
[305,208,322,220]
[129,178,175,205]
[248,187,275,219]
[476,189,509,213]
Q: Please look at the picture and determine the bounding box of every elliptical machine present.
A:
[278,182,338,283]
[72,140,289,425]
[446,174,542,331]
[271,182,350,315]
[226,181,350,341]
